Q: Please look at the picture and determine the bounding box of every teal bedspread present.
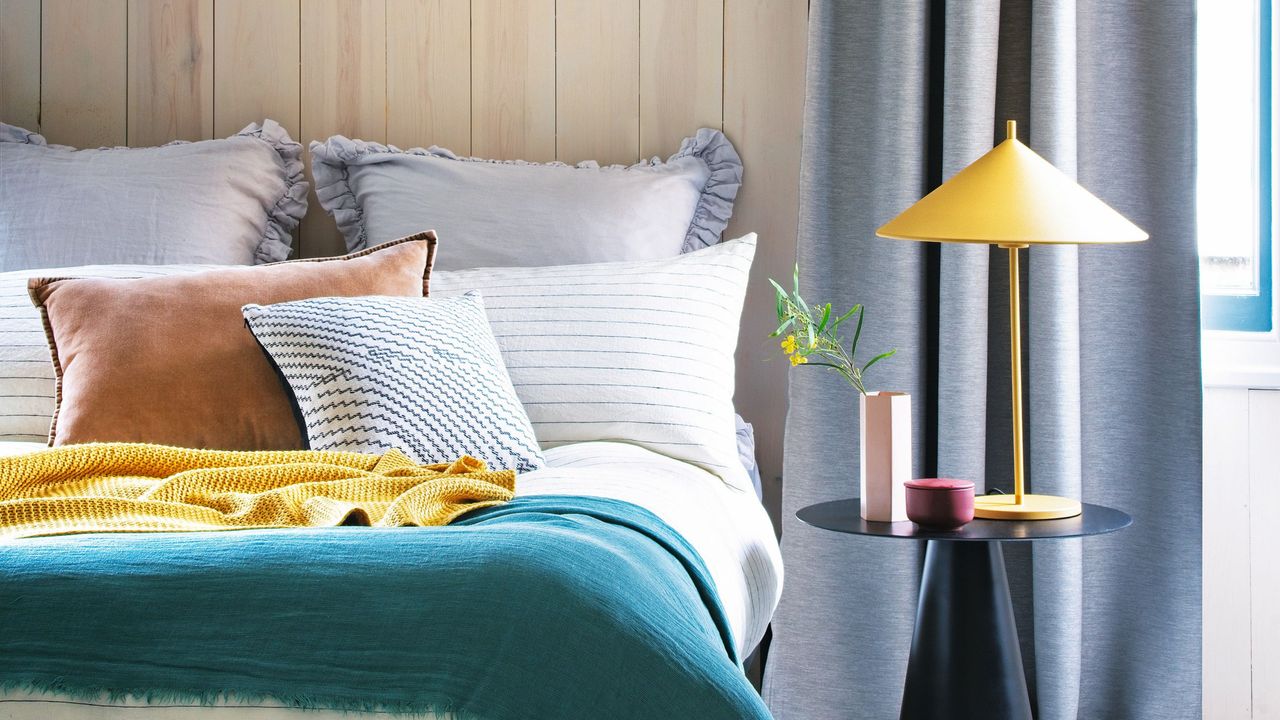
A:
[0,496,770,719]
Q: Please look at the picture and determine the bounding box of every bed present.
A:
[0,440,781,719]
[1,85,778,716]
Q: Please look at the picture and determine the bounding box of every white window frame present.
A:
[1203,0,1280,389]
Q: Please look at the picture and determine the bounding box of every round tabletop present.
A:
[797,498,1131,542]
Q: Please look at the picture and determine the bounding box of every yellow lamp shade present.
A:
[876,121,1148,247]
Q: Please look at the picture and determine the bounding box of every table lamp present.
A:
[876,120,1148,520]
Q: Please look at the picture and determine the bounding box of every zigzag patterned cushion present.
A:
[242,293,544,473]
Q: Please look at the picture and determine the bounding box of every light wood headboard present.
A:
[0,0,806,511]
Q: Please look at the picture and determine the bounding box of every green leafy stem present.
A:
[769,264,896,396]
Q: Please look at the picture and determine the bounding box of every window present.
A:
[1198,0,1275,332]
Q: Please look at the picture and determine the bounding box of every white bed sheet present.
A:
[0,440,782,720]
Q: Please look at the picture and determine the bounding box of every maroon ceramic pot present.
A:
[904,478,975,531]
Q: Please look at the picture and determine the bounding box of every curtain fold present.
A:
[1075,1,1202,714]
[762,1,1201,718]
[760,3,931,717]
[1026,3,1085,717]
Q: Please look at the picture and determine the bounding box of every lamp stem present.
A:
[1007,246,1025,504]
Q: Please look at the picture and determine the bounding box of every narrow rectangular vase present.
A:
[860,391,912,522]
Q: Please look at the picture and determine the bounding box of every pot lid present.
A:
[905,478,975,490]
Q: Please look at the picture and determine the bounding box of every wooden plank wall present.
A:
[0,0,807,507]
[1203,386,1280,719]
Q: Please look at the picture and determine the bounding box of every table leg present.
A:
[899,540,1032,720]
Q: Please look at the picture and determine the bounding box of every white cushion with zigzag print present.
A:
[243,292,544,473]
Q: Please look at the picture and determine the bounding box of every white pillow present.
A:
[309,129,742,271]
[430,235,757,491]
[243,293,545,474]
[0,264,218,442]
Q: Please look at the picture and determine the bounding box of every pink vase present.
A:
[859,391,912,522]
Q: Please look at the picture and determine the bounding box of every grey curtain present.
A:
[761,1,1201,719]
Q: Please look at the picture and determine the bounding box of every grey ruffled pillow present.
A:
[310,129,742,270]
[0,120,307,270]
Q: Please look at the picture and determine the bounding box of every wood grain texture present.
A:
[127,0,212,145]
[213,0,300,138]
[1202,388,1253,720]
[387,0,471,153]
[639,0,722,158]
[724,0,808,521]
[41,0,127,147]
[471,0,554,161]
[299,0,388,258]
[555,0,639,165]
[0,0,40,129]
[1250,389,1280,718]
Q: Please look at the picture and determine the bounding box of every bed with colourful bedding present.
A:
[0,440,782,720]
[0,120,778,718]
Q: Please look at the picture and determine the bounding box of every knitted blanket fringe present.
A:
[0,677,486,719]
[0,443,515,539]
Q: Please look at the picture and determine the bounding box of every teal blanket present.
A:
[0,496,770,719]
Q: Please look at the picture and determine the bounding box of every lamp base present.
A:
[973,493,1082,521]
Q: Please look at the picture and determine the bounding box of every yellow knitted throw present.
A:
[0,443,515,539]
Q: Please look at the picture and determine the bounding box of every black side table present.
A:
[797,499,1131,720]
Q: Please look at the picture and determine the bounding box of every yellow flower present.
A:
[781,335,797,354]
[790,353,808,366]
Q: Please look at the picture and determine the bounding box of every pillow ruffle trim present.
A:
[0,123,47,146]
[672,128,743,252]
[310,136,377,251]
[309,129,744,254]
[236,120,309,263]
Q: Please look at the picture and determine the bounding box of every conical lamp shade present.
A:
[876,122,1148,246]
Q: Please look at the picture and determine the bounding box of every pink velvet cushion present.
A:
[28,232,437,450]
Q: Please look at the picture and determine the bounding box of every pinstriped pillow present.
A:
[243,293,544,474]
[429,235,756,491]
